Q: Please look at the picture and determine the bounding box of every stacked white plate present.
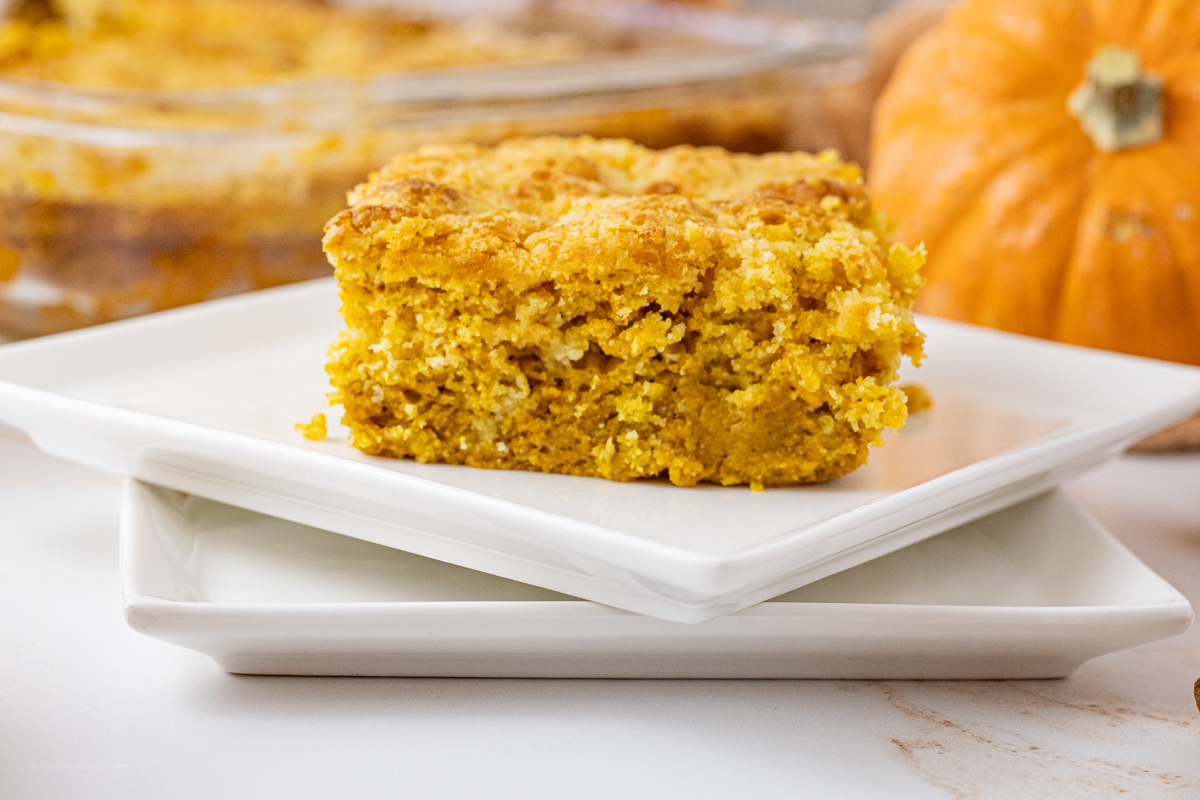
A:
[1,279,1198,677]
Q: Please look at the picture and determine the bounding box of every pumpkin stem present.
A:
[1067,45,1164,152]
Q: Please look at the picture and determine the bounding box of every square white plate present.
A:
[121,482,1193,679]
[3,279,1200,622]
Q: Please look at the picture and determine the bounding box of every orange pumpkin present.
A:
[870,0,1200,366]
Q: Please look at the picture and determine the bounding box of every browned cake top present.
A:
[348,137,865,214]
[327,137,892,299]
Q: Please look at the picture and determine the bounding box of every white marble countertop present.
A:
[1,423,1198,799]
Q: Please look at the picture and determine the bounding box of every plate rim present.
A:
[118,479,1195,681]
[120,478,1194,626]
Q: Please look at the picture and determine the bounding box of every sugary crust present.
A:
[324,136,924,487]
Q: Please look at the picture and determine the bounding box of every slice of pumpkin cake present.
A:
[323,136,923,488]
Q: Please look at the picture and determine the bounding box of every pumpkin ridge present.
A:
[940,136,1091,333]
[1044,152,1104,339]
[1134,3,1200,69]
[875,1,1090,114]
[1085,0,1151,47]
[945,0,1095,96]
[1132,141,1200,349]
[1053,147,1200,362]
[875,114,1083,258]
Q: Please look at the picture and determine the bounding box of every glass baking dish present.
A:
[0,0,863,338]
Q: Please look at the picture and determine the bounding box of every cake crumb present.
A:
[296,413,328,441]
[900,384,933,415]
